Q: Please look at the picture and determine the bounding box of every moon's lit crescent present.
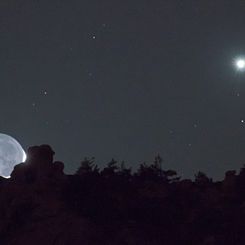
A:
[0,133,26,178]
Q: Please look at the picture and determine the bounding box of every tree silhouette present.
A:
[76,157,99,176]
[195,171,212,187]
[118,161,132,179]
[101,158,118,177]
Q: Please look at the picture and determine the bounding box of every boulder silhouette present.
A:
[10,145,63,183]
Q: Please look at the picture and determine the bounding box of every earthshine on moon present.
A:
[0,134,26,178]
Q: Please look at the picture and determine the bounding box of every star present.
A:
[169,129,174,134]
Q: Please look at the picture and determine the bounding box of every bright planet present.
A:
[235,58,245,70]
[0,134,26,178]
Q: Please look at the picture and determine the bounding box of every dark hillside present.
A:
[0,145,245,245]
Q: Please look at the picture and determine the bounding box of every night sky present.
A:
[1,1,245,179]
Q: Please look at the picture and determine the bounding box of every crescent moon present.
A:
[0,134,26,178]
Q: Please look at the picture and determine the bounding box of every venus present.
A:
[0,134,26,178]
[235,58,245,70]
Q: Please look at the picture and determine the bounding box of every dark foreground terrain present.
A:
[0,145,245,244]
